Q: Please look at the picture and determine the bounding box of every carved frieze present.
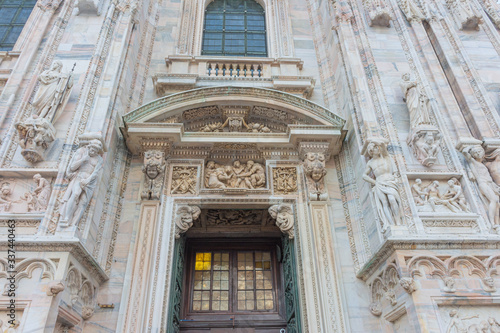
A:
[21,174,51,212]
[141,150,166,200]
[205,209,271,226]
[204,160,266,190]
[411,178,470,213]
[272,167,298,194]
[170,166,198,195]
[440,307,500,332]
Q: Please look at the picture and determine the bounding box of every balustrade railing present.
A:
[206,62,263,78]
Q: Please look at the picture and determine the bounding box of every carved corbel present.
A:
[482,276,496,292]
[443,276,456,293]
[46,280,65,296]
[268,204,294,239]
[363,0,393,27]
[299,142,329,201]
[397,0,425,23]
[446,0,483,30]
[174,205,201,238]
[141,150,166,200]
[399,277,417,294]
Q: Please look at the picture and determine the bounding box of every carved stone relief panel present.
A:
[438,306,500,332]
[410,178,470,213]
[0,175,52,214]
[170,166,199,195]
[272,167,298,195]
[205,209,273,226]
[204,160,266,190]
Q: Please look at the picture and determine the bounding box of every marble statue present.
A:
[400,73,431,127]
[175,205,201,238]
[303,152,328,201]
[363,138,403,231]
[0,182,12,212]
[32,61,74,122]
[15,116,56,163]
[268,204,295,239]
[398,0,425,22]
[484,148,500,186]
[59,138,104,227]
[462,145,500,229]
[204,160,266,189]
[141,150,166,200]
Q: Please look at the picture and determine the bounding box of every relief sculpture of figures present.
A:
[32,61,74,122]
[21,174,51,212]
[59,136,104,227]
[0,182,12,212]
[204,160,266,189]
[400,72,442,167]
[462,145,500,232]
[412,178,470,213]
[303,152,328,201]
[141,150,166,200]
[363,138,403,231]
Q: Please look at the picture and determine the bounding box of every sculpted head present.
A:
[402,72,410,81]
[176,205,201,226]
[367,142,381,157]
[449,309,458,317]
[33,173,42,182]
[51,60,63,72]
[415,178,422,185]
[207,161,216,169]
[87,140,103,157]
[448,178,459,187]
[233,161,241,168]
[470,145,485,160]
[247,160,255,168]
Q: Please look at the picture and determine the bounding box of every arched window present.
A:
[202,0,267,57]
[0,0,36,50]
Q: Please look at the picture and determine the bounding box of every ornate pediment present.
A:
[121,87,346,156]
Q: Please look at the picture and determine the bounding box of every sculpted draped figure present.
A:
[462,145,500,230]
[400,72,431,129]
[363,138,403,231]
[59,137,104,227]
[32,60,74,122]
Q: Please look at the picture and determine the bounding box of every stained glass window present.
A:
[202,0,267,57]
[0,0,36,51]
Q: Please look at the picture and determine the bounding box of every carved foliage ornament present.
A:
[268,204,294,239]
[141,150,166,200]
[175,205,201,238]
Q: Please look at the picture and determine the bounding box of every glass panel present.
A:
[0,0,35,50]
[192,251,229,312]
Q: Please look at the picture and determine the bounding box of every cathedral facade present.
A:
[0,0,499,331]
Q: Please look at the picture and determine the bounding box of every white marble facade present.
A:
[0,0,499,332]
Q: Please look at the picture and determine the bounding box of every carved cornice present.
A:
[0,240,108,284]
[356,238,500,281]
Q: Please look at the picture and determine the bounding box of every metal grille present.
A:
[0,0,36,51]
[202,0,267,57]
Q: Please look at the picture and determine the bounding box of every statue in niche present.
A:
[398,0,425,22]
[446,0,482,30]
[0,182,12,212]
[59,138,104,227]
[462,145,500,230]
[204,160,266,189]
[175,205,201,238]
[363,138,403,231]
[401,72,441,167]
[268,204,295,239]
[32,61,74,122]
[141,150,166,200]
[303,152,328,201]
[446,310,478,332]
[21,174,51,212]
